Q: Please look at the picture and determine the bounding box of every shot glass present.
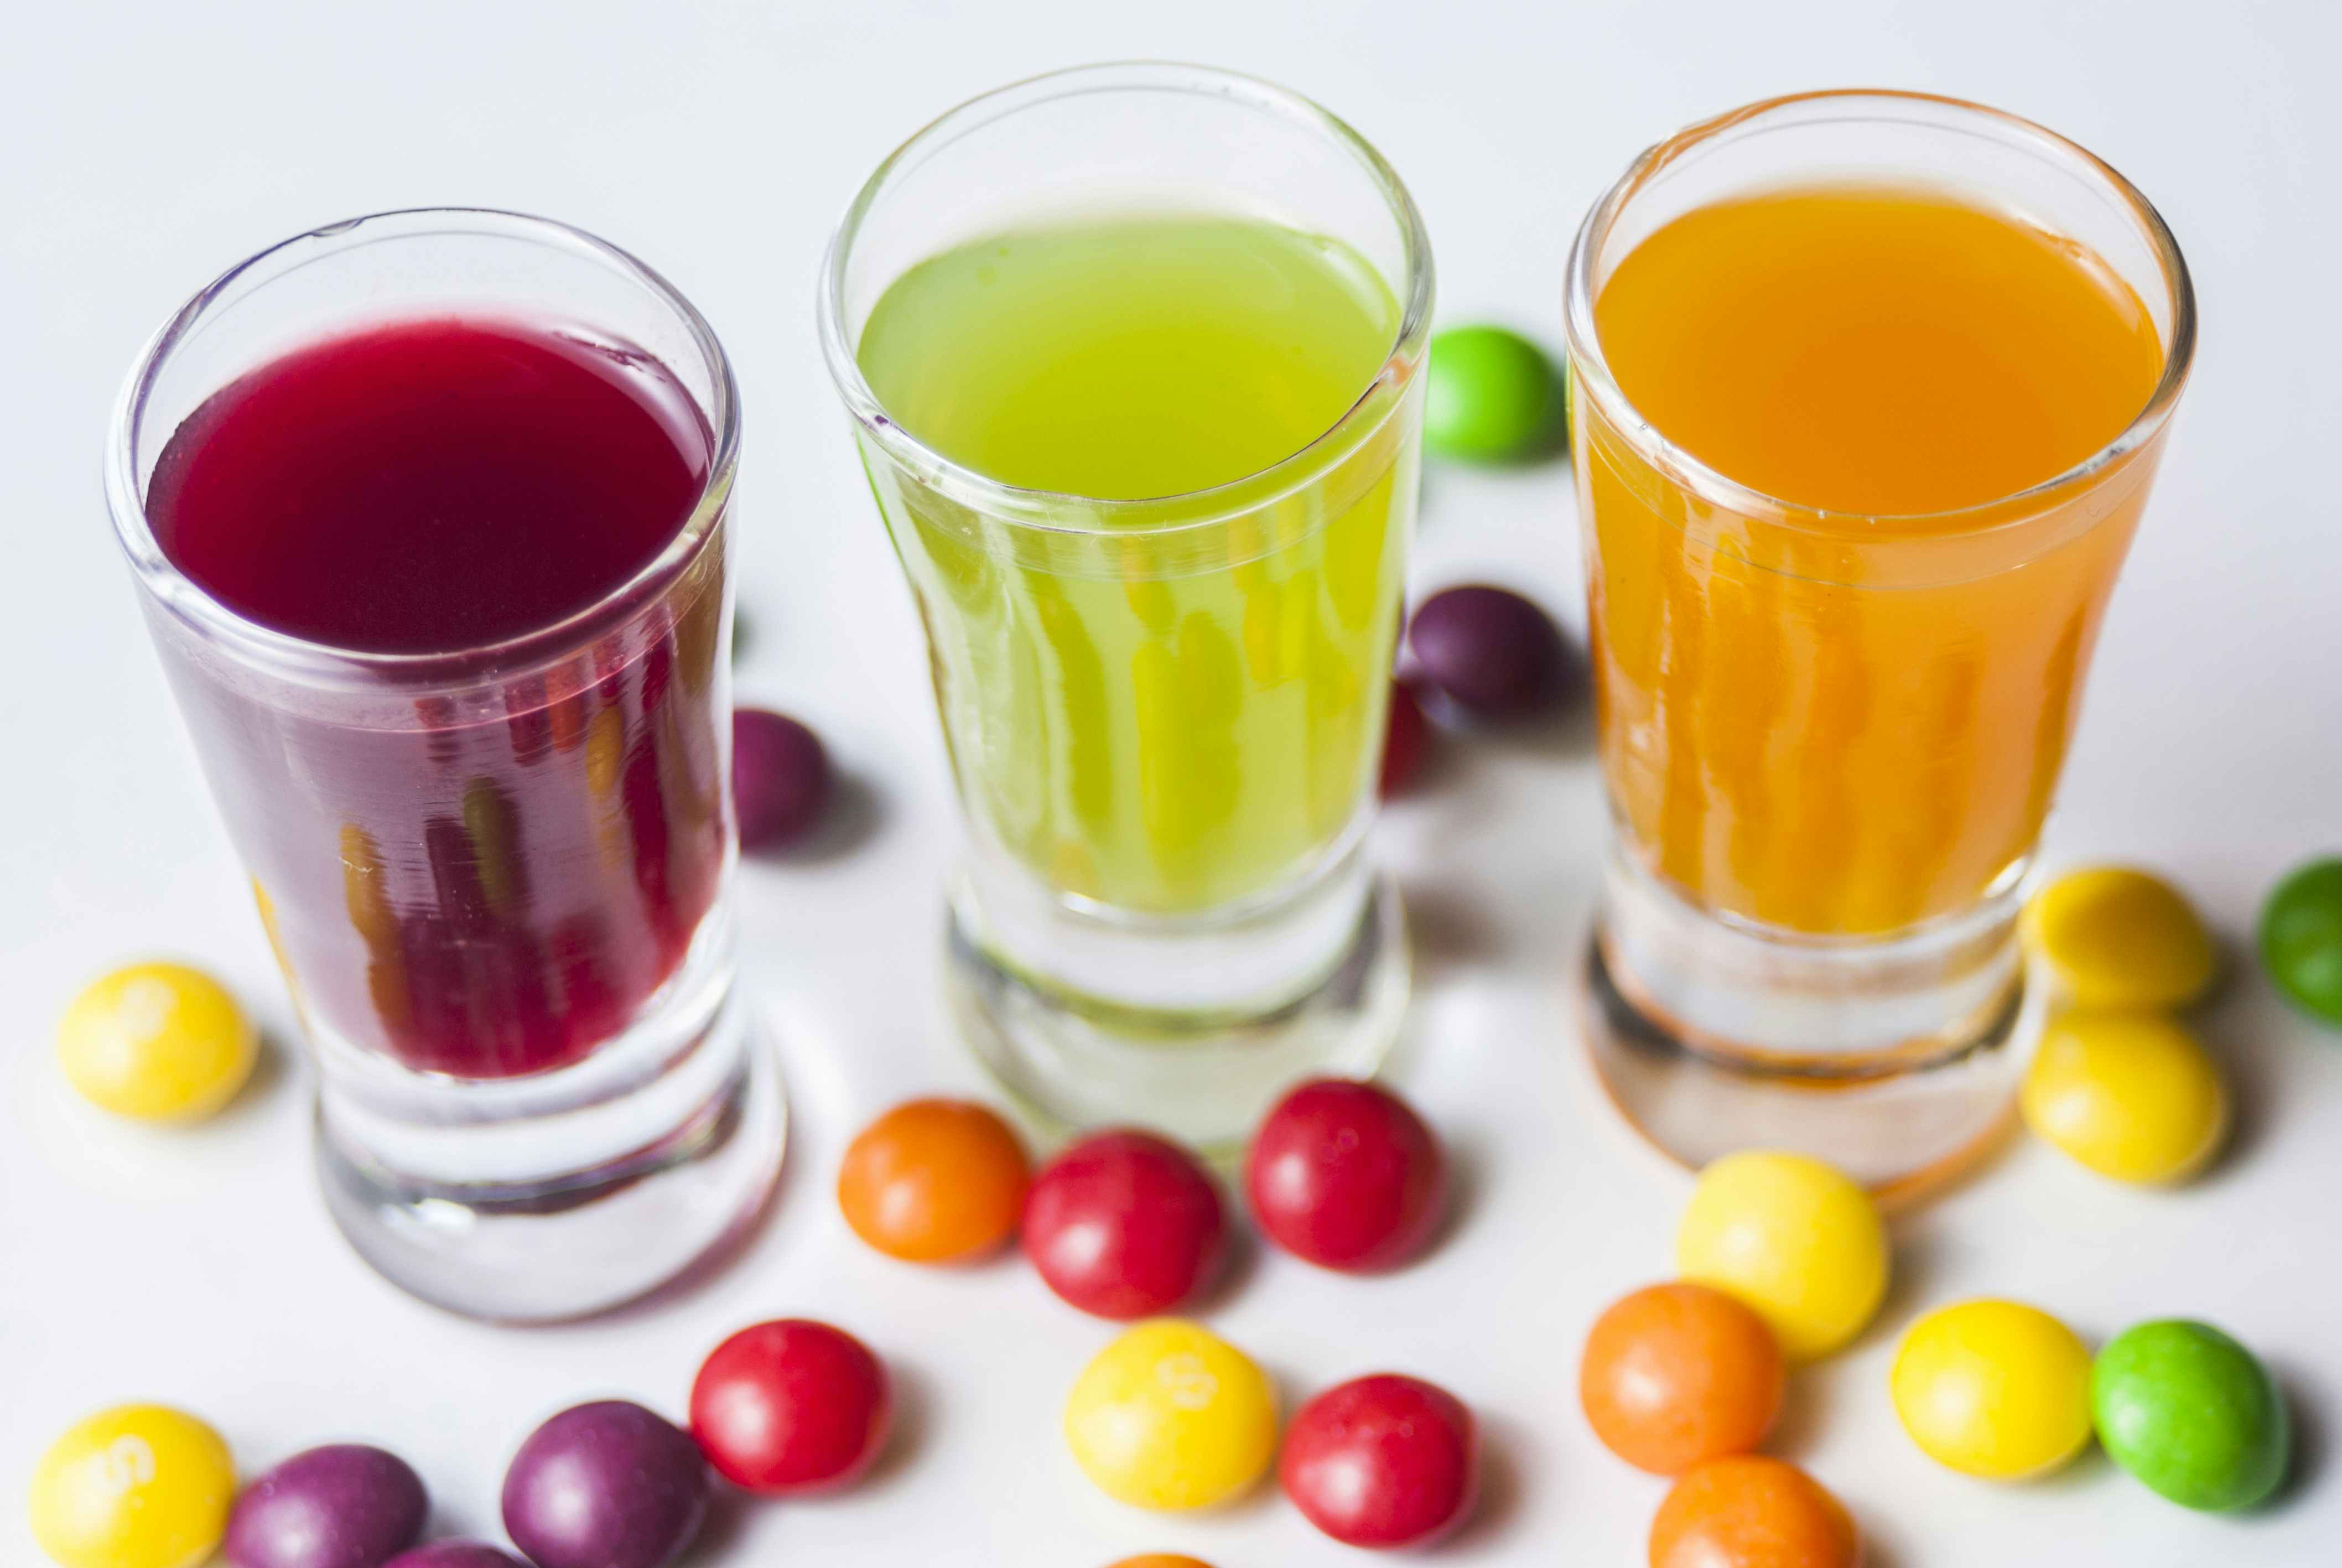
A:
[819,64,1434,1144]
[1563,92,2195,1193]
[105,209,783,1318]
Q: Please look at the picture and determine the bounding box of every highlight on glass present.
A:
[105,208,784,1320]
[1563,91,2195,1192]
[819,64,1435,1144]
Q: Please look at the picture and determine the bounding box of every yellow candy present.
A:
[2022,1011,2227,1183]
[30,1405,235,1568]
[2024,866,2215,1011]
[57,963,256,1122]
[1063,1318,1276,1510]
[1676,1151,1888,1362]
[1891,1300,2093,1479]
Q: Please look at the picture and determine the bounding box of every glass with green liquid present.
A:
[821,64,1433,1141]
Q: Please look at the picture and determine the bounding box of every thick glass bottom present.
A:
[311,931,784,1320]
[946,850,1409,1149]
[1579,847,2036,1198]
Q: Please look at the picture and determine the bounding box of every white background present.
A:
[4,2,2339,1564]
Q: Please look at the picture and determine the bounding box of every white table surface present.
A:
[6,2,2339,1563]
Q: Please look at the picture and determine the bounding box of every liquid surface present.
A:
[858,215,1413,916]
[1580,185,2170,934]
[152,318,729,1076]
[1595,185,2163,517]
[149,317,711,653]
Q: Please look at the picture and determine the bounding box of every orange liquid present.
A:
[1580,185,2169,934]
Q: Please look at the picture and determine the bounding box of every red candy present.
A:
[1245,1078,1446,1272]
[1379,680,1431,797]
[1280,1374,1478,1548]
[1022,1130,1226,1319]
[688,1320,892,1496]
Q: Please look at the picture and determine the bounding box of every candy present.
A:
[1063,1319,1276,1511]
[1423,325,1565,461]
[1675,1151,1887,1361]
[2021,1011,2227,1183]
[837,1098,1029,1263]
[1579,1282,1784,1475]
[382,1550,526,1568]
[223,1445,425,1568]
[501,1401,706,1568]
[1022,1130,1226,1319]
[1648,1456,1857,1568]
[1891,1300,2093,1479]
[1378,679,1431,797]
[1280,1374,1478,1548]
[30,1404,236,1568]
[1245,1077,1446,1273]
[1102,1559,1213,1568]
[2093,1320,2289,1511]
[2024,866,2215,1010]
[2260,856,2342,1026]
[732,708,832,850]
[1406,586,1573,721]
[56,962,256,1122]
[689,1319,891,1496]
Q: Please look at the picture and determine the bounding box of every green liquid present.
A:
[858,214,1416,915]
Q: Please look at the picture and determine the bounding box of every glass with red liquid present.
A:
[105,209,782,1320]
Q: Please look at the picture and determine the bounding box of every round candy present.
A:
[1063,1319,1276,1511]
[2024,866,2215,1011]
[1406,586,1574,721]
[500,1401,707,1568]
[1891,1300,2093,1479]
[2261,856,2342,1026]
[383,1549,527,1568]
[1675,1151,1887,1362]
[1424,325,1565,461]
[1648,1456,1858,1568]
[1379,679,1431,797]
[1280,1374,1477,1548]
[689,1319,891,1496]
[837,1098,1029,1264]
[57,962,256,1122]
[1103,1559,1213,1568]
[2094,1319,2289,1511]
[2021,1011,2227,1183]
[30,1404,236,1568]
[1245,1077,1445,1273]
[224,1445,425,1568]
[1022,1130,1227,1319]
[1579,1282,1784,1475]
[733,708,832,850]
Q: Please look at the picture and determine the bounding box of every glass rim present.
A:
[103,205,741,688]
[1562,88,2198,533]
[815,60,1436,537]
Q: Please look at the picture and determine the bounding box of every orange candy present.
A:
[837,1098,1030,1263]
[1582,1282,1785,1474]
[1105,1559,1215,1568]
[1649,1457,1857,1568]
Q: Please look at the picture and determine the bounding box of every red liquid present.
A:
[148,318,730,1078]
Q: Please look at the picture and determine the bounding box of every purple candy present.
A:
[1406,584,1576,720]
[732,707,832,850]
[383,1548,527,1568]
[224,1444,427,1568]
[501,1401,707,1568]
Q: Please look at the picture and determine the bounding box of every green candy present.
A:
[2093,1320,2289,1511]
[2262,856,2342,1026]
[1424,325,1566,461]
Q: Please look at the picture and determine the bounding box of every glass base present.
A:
[946,864,1409,1150]
[314,988,785,1322]
[1578,848,2036,1198]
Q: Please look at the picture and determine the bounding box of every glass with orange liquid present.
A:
[1564,92,2195,1190]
